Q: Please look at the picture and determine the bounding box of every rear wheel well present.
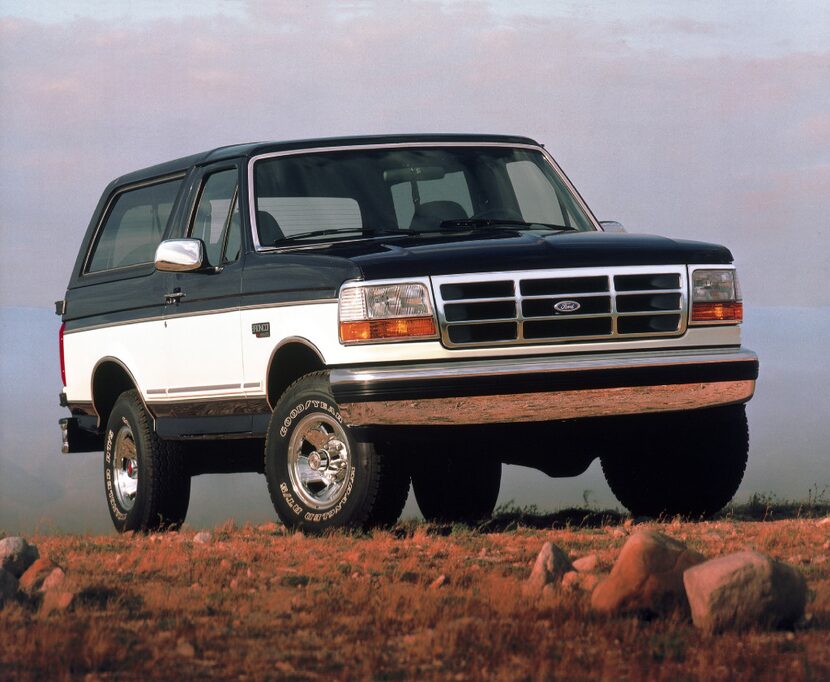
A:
[266,342,325,408]
[92,360,137,429]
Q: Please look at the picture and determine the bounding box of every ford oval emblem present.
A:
[554,300,581,313]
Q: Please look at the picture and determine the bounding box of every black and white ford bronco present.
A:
[57,134,758,532]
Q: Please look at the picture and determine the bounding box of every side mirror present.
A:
[154,239,205,272]
[600,221,626,233]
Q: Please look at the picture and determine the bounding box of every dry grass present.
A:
[1,514,828,681]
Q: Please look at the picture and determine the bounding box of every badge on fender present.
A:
[252,322,270,338]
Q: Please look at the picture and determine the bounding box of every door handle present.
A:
[164,289,185,304]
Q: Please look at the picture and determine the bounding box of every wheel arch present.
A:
[90,357,148,429]
[266,337,327,409]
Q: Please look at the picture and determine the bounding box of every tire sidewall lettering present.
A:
[279,482,303,516]
[278,397,343,438]
[104,424,128,521]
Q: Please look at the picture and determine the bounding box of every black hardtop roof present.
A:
[111,133,541,187]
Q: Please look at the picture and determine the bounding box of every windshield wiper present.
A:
[439,218,578,231]
[270,228,403,246]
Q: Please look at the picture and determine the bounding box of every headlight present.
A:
[339,282,438,343]
[690,268,742,324]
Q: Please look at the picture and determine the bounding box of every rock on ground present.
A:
[193,531,212,544]
[572,554,599,573]
[429,574,448,590]
[41,568,66,593]
[683,550,808,633]
[19,558,60,594]
[176,639,196,658]
[0,569,19,607]
[0,537,39,578]
[562,570,601,593]
[258,522,281,533]
[523,542,573,596]
[40,590,74,614]
[591,530,705,616]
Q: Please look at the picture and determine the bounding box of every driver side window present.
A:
[189,168,240,265]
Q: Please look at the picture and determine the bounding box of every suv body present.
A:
[58,134,758,531]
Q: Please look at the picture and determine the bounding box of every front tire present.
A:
[264,372,409,531]
[103,389,190,532]
[600,404,749,518]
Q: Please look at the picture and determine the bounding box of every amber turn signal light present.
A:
[691,301,743,323]
[340,316,437,342]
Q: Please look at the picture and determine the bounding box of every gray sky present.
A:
[0,0,828,308]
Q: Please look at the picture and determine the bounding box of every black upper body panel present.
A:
[110,134,540,187]
[280,230,734,281]
[240,251,360,306]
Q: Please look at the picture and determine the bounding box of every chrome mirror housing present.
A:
[600,221,626,233]
[154,239,205,272]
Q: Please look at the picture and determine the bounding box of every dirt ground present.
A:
[1,511,828,681]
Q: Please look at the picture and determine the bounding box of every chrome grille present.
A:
[432,266,687,348]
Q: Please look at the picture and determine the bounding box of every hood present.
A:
[311,230,733,280]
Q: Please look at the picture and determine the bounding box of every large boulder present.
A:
[0,569,19,607]
[0,537,39,578]
[522,542,573,596]
[591,530,705,616]
[683,551,807,633]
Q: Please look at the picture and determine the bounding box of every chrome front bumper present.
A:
[330,347,758,427]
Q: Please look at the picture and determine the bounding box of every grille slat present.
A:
[616,293,681,313]
[433,266,687,348]
[440,296,516,304]
[444,316,522,326]
[615,274,680,291]
[441,281,514,301]
[447,322,517,344]
[444,300,516,322]
[524,317,613,339]
[617,310,682,317]
[518,312,620,322]
[618,314,682,334]
[520,276,608,296]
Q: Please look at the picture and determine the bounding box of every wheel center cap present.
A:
[308,451,328,471]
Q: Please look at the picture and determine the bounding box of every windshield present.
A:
[252,146,596,246]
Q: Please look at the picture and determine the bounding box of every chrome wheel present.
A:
[287,413,352,510]
[112,424,139,511]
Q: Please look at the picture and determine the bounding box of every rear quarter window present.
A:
[86,177,184,273]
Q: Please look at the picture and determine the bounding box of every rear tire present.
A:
[103,390,190,532]
[600,404,749,518]
[409,445,502,523]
